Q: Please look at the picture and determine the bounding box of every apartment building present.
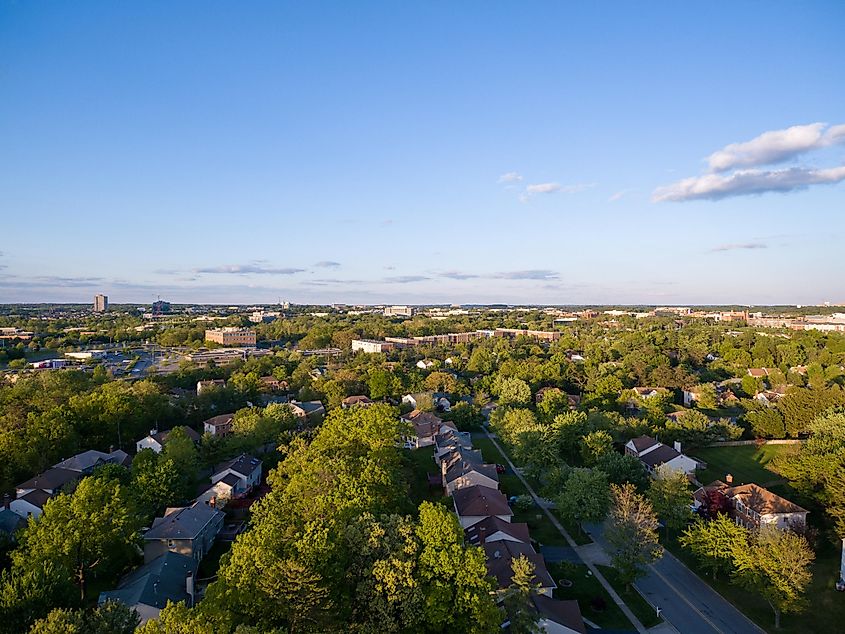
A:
[204,328,257,347]
[93,294,109,312]
[384,305,414,318]
[351,339,394,353]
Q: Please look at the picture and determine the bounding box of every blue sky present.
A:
[1,1,844,305]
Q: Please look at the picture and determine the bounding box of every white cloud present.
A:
[653,166,845,202]
[498,171,523,183]
[526,182,562,194]
[195,264,306,275]
[707,122,845,172]
[608,189,634,202]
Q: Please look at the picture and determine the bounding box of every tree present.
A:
[693,383,718,410]
[131,450,185,518]
[647,466,692,536]
[556,468,610,534]
[732,527,814,629]
[679,515,746,579]
[496,378,532,407]
[501,555,541,634]
[605,483,662,588]
[29,602,139,634]
[595,452,648,491]
[580,430,613,466]
[12,477,141,601]
[0,562,73,634]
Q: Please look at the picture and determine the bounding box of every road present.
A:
[585,522,765,634]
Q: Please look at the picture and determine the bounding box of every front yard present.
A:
[691,443,797,486]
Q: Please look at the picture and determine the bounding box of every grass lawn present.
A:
[596,565,662,628]
[402,446,444,506]
[548,562,636,631]
[665,531,845,633]
[691,444,798,486]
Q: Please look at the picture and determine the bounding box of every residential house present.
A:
[194,479,237,509]
[53,448,131,473]
[484,540,556,597]
[416,359,436,370]
[98,552,197,625]
[464,516,530,546]
[532,595,587,634]
[342,395,373,408]
[136,427,201,454]
[401,410,457,449]
[289,400,326,419]
[211,454,262,497]
[259,376,288,392]
[444,461,499,495]
[196,379,226,395]
[694,480,809,531]
[143,502,225,564]
[624,436,698,476]
[452,485,512,528]
[0,496,24,539]
[15,467,81,498]
[747,368,768,379]
[10,490,52,520]
[440,447,483,473]
[203,413,235,437]
[433,429,473,463]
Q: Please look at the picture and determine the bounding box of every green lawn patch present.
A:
[692,444,797,487]
[402,446,443,506]
[548,561,636,631]
[596,565,662,628]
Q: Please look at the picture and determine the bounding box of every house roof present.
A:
[532,595,586,634]
[53,449,130,472]
[444,462,499,485]
[342,395,373,405]
[633,387,661,395]
[99,551,197,610]
[151,427,201,446]
[441,448,483,470]
[453,485,511,518]
[203,414,234,428]
[17,489,52,509]
[483,541,556,590]
[464,516,530,545]
[16,467,80,492]
[747,368,767,377]
[628,436,660,453]
[220,473,241,487]
[726,483,808,515]
[145,503,224,541]
[291,400,325,414]
[214,453,261,479]
[403,409,443,426]
[639,444,681,467]
[0,509,24,535]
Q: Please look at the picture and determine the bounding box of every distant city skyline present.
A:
[1,3,844,305]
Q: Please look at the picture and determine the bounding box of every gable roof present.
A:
[639,444,681,467]
[483,541,556,590]
[204,413,234,428]
[532,595,586,634]
[441,448,483,470]
[16,467,80,492]
[464,516,530,545]
[17,489,52,509]
[628,436,660,453]
[99,551,197,610]
[444,462,499,485]
[214,453,261,479]
[0,509,24,535]
[453,485,511,518]
[53,449,130,472]
[291,400,325,414]
[342,395,373,405]
[145,503,224,541]
[726,483,808,515]
[150,427,201,445]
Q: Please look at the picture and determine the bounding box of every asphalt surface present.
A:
[585,523,765,634]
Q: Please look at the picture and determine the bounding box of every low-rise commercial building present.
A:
[205,328,257,347]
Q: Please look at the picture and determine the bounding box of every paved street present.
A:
[584,523,765,634]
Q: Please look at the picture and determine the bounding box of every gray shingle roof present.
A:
[213,453,261,479]
[145,503,224,541]
[99,551,197,610]
[16,467,80,492]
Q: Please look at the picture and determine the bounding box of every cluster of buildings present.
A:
[401,409,586,633]
[351,328,564,354]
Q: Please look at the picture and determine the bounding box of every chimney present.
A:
[673,441,682,453]
[209,496,216,509]
[186,571,195,607]
[3,494,9,510]
[108,445,114,454]
[478,526,487,545]
[726,473,734,484]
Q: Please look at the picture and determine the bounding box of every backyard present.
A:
[691,443,798,487]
